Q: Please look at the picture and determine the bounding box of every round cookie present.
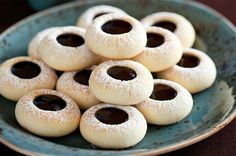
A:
[89,60,153,105]
[28,27,59,59]
[56,68,100,110]
[134,27,182,72]
[15,89,81,137]
[0,56,57,101]
[135,79,193,125]
[39,26,96,71]
[157,48,217,93]
[141,12,195,48]
[85,14,147,59]
[80,103,147,149]
[76,5,127,29]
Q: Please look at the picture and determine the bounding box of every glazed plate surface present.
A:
[0,0,236,155]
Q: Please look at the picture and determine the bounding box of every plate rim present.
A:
[0,0,236,155]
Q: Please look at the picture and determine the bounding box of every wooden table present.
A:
[0,0,235,155]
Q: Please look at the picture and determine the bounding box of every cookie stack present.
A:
[0,5,217,149]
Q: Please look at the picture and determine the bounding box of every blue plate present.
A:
[0,0,236,155]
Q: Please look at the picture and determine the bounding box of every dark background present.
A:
[0,0,236,155]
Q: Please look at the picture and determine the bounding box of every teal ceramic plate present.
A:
[0,0,236,155]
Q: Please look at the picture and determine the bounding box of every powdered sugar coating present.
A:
[39,26,96,71]
[85,14,147,59]
[134,27,182,72]
[80,103,147,149]
[28,27,59,59]
[157,48,217,93]
[141,12,195,48]
[56,69,100,110]
[0,56,57,101]
[89,60,154,105]
[15,89,81,137]
[135,79,193,125]
[76,5,127,29]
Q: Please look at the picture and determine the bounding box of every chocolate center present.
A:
[33,94,66,111]
[107,66,137,81]
[146,33,165,48]
[153,21,176,32]
[57,33,84,47]
[73,70,92,86]
[101,20,132,34]
[177,54,200,68]
[95,107,128,125]
[11,61,41,79]
[150,84,177,100]
[93,12,108,19]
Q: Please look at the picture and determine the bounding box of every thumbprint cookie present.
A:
[158,48,217,93]
[141,12,195,48]
[80,104,147,149]
[0,57,57,101]
[89,60,153,105]
[39,26,96,71]
[15,89,81,137]
[135,79,193,125]
[85,14,147,59]
[134,27,182,72]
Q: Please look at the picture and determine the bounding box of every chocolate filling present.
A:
[153,21,176,32]
[177,54,200,68]
[73,70,92,86]
[33,95,66,111]
[11,61,41,79]
[146,33,165,48]
[95,107,128,124]
[150,84,177,100]
[101,20,132,34]
[107,66,136,81]
[93,12,108,19]
[57,33,84,47]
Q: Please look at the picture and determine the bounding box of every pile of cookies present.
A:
[0,5,217,149]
